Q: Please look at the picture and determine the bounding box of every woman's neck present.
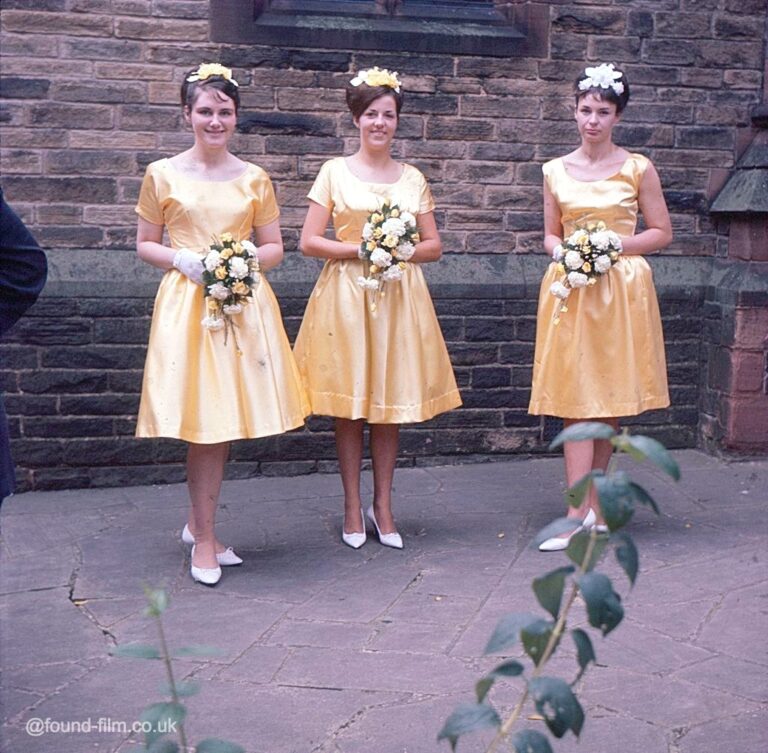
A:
[577,142,620,164]
[187,144,232,168]
[354,145,395,170]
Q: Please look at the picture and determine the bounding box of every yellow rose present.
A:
[233,242,243,255]
[220,232,233,243]
[215,267,227,280]
[610,251,619,260]
[232,281,248,295]
[371,213,383,224]
[398,261,406,269]
[390,208,400,218]
[370,264,378,274]
[366,241,376,252]
[220,248,233,260]
[557,263,566,274]
[582,262,592,273]
[383,234,398,248]
[373,227,383,239]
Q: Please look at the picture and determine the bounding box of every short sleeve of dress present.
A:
[541,159,556,193]
[417,170,435,214]
[307,160,334,209]
[630,153,650,187]
[250,168,280,228]
[135,165,164,225]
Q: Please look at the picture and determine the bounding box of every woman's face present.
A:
[355,93,399,151]
[574,92,620,146]
[184,87,237,150]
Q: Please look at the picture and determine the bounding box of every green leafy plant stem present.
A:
[486,533,600,753]
[155,612,189,752]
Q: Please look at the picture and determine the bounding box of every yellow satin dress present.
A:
[293,158,462,423]
[528,153,670,419]
[134,159,309,443]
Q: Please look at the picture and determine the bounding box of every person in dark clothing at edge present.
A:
[0,187,48,505]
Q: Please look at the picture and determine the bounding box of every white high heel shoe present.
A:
[190,546,222,586]
[181,524,243,566]
[538,509,597,552]
[366,506,403,550]
[341,507,367,549]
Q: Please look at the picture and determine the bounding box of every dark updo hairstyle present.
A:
[345,82,404,121]
[574,63,630,114]
[181,66,240,113]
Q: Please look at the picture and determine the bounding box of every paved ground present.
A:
[1,450,767,753]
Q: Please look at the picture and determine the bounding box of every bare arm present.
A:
[299,200,359,260]
[411,210,442,263]
[622,161,673,255]
[543,179,563,256]
[136,217,174,270]
[252,218,284,271]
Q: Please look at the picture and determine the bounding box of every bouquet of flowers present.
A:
[201,233,260,352]
[357,200,419,312]
[549,221,622,324]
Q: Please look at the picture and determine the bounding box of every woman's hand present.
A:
[172,248,204,285]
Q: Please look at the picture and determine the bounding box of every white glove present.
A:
[172,248,203,285]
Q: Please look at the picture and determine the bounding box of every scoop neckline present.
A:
[341,157,406,186]
[164,158,250,183]
[559,154,633,183]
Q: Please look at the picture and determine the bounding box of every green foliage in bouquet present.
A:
[111,587,244,753]
[438,423,681,752]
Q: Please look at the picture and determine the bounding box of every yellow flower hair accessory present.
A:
[350,67,401,93]
[186,63,239,87]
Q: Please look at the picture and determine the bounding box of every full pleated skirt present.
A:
[294,259,462,423]
[528,256,670,419]
[136,270,309,443]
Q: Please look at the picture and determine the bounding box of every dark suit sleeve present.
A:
[0,187,48,337]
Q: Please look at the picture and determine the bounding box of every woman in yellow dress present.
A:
[528,63,672,551]
[135,64,309,584]
[294,68,462,550]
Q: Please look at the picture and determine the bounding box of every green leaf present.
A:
[571,628,596,683]
[521,619,557,667]
[438,702,501,750]
[594,471,635,531]
[490,659,525,678]
[159,681,200,698]
[110,643,161,660]
[484,612,539,655]
[614,532,639,586]
[549,421,616,449]
[529,676,584,738]
[565,530,607,571]
[628,481,660,515]
[140,702,186,748]
[533,566,574,619]
[512,728,555,753]
[577,572,624,636]
[148,739,179,753]
[195,740,246,753]
[475,676,495,703]
[172,645,225,658]
[565,471,598,510]
[623,435,681,480]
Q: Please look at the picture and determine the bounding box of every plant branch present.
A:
[156,615,189,752]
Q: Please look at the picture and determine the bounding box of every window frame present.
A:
[211,0,548,58]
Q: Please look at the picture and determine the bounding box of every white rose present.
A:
[606,231,622,250]
[551,244,564,262]
[564,250,583,270]
[223,303,243,315]
[208,282,230,300]
[201,315,225,331]
[241,239,258,257]
[569,229,589,246]
[381,217,406,238]
[382,264,404,282]
[399,211,416,228]
[357,276,380,291]
[362,222,374,241]
[591,231,611,251]
[567,271,589,288]
[370,247,393,268]
[549,281,571,300]
[204,250,221,272]
[228,256,249,280]
[395,241,415,261]
[594,255,613,274]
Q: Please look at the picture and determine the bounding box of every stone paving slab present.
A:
[1,450,767,753]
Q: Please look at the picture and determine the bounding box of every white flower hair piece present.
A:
[350,67,402,93]
[578,63,624,96]
[187,63,239,87]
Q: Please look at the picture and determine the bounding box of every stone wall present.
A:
[1,0,766,490]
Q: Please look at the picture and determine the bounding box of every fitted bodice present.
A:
[543,153,649,237]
